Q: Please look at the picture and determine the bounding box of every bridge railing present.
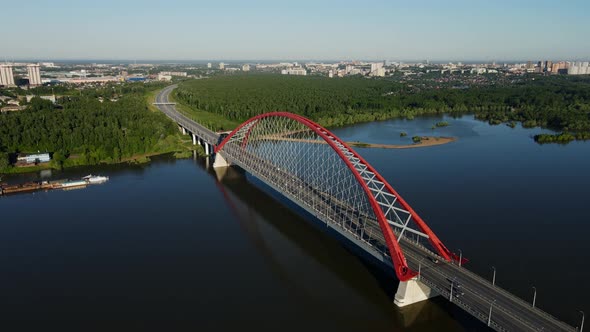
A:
[430,249,575,331]
[403,243,575,331]
[158,104,219,144]
[417,275,509,332]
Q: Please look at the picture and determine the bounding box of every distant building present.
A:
[126,76,147,82]
[544,61,553,72]
[281,67,307,76]
[0,64,15,87]
[159,71,187,77]
[60,76,120,84]
[328,70,333,78]
[526,61,534,70]
[16,153,51,165]
[568,61,590,75]
[157,74,172,81]
[207,63,212,68]
[1,105,26,113]
[40,62,57,68]
[219,62,225,70]
[551,61,568,74]
[471,67,487,75]
[26,95,56,103]
[27,64,42,86]
[242,64,250,72]
[369,63,385,77]
[370,62,383,72]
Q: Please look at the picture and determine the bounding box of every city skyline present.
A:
[3,0,590,61]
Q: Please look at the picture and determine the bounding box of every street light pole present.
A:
[449,279,454,302]
[458,249,463,267]
[418,262,421,281]
[488,299,496,327]
[580,311,585,332]
[532,286,537,308]
[491,266,496,286]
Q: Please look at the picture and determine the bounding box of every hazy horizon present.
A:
[5,58,589,64]
[3,0,590,61]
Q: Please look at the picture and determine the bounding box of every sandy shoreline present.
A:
[262,134,457,149]
[348,136,457,149]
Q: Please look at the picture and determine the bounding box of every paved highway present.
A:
[154,86,576,332]
[154,85,219,145]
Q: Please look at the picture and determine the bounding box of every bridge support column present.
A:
[192,133,197,145]
[181,127,187,135]
[213,153,229,168]
[394,278,436,307]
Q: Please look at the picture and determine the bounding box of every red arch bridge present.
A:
[155,85,577,332]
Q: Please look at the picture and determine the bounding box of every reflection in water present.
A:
[208,158,483,331]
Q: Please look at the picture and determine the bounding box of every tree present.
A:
[51,151,67,169]
[0,152,9,170]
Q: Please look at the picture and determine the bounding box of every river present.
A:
[1,115,588,331]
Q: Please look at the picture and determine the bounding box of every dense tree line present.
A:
[175,74,590,134]
[0,83,178,172]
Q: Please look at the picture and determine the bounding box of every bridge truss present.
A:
[215,112,458,281]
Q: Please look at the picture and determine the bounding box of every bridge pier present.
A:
[394,278,436,307]
[204,143,210,155]
[192,133,197,145]
[213,153,229,168]
[181,127,187,135]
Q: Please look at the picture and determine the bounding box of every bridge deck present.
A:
[155,85,219,144]
[154,86,576,332]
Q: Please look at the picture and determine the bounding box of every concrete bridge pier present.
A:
[192,133,197,145]
[394,278,436,307]
[181,127,187,135]
[213,153,229,168]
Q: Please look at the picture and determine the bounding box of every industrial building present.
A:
[16,153,51,165]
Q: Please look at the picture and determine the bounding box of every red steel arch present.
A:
[215,112,455,281]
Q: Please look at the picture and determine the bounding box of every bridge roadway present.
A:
[155,85,220,145]
[154,86,576,332]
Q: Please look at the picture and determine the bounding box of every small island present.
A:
[348,136,456,149]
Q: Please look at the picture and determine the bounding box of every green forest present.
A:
[0,83,193,173]
[175,74,590,141]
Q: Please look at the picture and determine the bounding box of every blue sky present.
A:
[3,0,589,61]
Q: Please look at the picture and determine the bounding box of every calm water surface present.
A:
[1,115,588,331]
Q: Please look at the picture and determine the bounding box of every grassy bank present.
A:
[1,130,202,175]
[169,89,240,132]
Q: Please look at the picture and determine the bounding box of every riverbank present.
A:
[0,134,205,175]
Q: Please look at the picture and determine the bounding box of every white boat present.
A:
[61,180,87,188]
[82,175,109,184]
